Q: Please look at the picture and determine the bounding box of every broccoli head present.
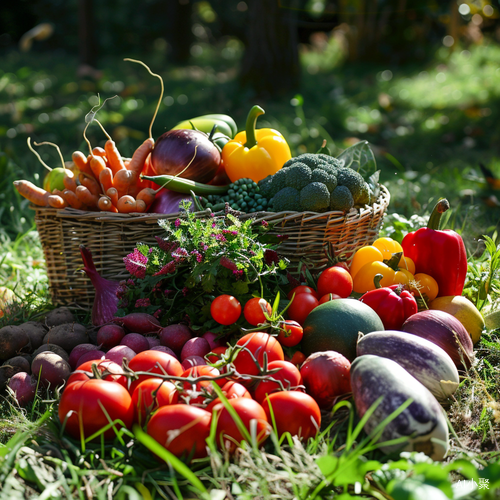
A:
[356,181,371,206]
[271,187,301,212]
[284,163,312,191]
[282,153,330,171]
[257,174,274,200]
[316,154,342,169]
[311,169,337,192]
[336,168,366,205]
[258,168,288,199]
[330,185,354,212]
[300,182,331,212]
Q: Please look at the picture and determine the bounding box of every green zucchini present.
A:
[141,174,229,196]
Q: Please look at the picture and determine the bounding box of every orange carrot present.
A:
[61,189,85,209]
[72,151,94,177]
[92,146,107,157]
[104,139,126,176]
[99,167,114,194]
[113,169,135,198]
[79,173,101,196]
[127,138,155,178]
[75,185,99,209]
[63,171,78,192]
[135,199,147,213]
[98,196,118,212]
[89,155,107,180]
[106,187,119,207]
[116,195,138,213]
[13,180,49,206]
[47,194,68,209]
[136,187,157,209]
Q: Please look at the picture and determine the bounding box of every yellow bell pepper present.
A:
[221,105,291,183]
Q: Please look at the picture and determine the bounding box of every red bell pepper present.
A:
[401,198,467,297]
[359,275,418,330]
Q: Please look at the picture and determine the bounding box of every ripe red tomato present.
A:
[290,350,306,367]
[67,359,127,388]
[262,391,321,441]
[128,350,183,393]
[318,293,342,304]
[316,266,353,298]
[211,295,241,325]
[334,261,350,272]
[277,320,303,347]
[58,378,134,440]
[243,297,272,326]
[205,380,252,412]
[253,360,303,403]
[232,332,284,381]
[131,378,178,426]
[180,365,222,404]
[206,345,228,364]
[213,397,270,452]
[287,293,319,325]
[147,404,211,460]
[287,285,318,300]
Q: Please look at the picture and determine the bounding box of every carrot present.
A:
[72,151,94,177]
[113,169,135,198]
[106,187,119,207]
[127,138,155,178]
[47,194,68,209]
[98,196,118,212]
[104,139,126,175]
[13,180,50,206]
[99,167,114,194]
[75,185,99,209]
[63,171,78,192]
[116,195,138,213]
[79,173,101,196]
[89,155,107,180]
[61,189,85,210]
[135,199,147,213]
[136,187,156,209]
[92,146,107,157]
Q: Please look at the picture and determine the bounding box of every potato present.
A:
[18,321,47,350]
[31,352,71,388]
[32,343,69,362]
[0,325,31,361]
[44,307,75,327]
[43,323,88,353]
[8,372,37,406]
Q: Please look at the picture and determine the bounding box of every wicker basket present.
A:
[33,184,390,309]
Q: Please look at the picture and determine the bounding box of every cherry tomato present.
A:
[128,350,183,393]
[277,320,303,347]
[211,295,241,325]
[411,273,439,301]
[67,359,127,388]
[334,261,350,272]
[206,346,228,364]
[213,397,270,452]
[147,404,211,460]
[290,350,306,367]
[318,293,342,304]
[287,285,318,300]
[253,360,303,403]
[58,379,134,440]
[316,266,353,298]
[131,377,178,426]
[180,365,222,405]
[233,332,284,381]
[205,380,252,412]
[287,293,319,325]
[243,297,272,326]
[262,391,321,441]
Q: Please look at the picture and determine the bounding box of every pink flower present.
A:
[175,219,181,227]
[220,256,238,271]
[155,236,177,253]
[172,247,189,262]
[135,298,151,308]
[124,249,148,279]
[153,261,176,276]
[153,308,162,319]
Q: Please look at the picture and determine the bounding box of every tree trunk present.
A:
[239,0,300,98]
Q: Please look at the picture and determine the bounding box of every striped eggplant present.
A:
[351,354,449,461]
[356,330,460,401]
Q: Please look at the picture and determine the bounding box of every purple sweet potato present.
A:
[0,325,31,361]
[96,324,126,350]
[43,323,89,353]
[181,355,207,371]
[31,352,71,388]
[69,344,101,370]
[120,333,149,354]
[105,345,137,365]
[113,313,161,335]
[159,324,192,356]
[44,307,75,327]
[32,344,69,362]
[180,337,211,362]
[76,350,105,367]
[8,372,37,406]
[18,321,47,350]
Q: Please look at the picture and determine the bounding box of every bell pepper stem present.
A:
[243,105,265,149]
[373,274,384,289]
[384,251,403,271]
[427,198,450,230]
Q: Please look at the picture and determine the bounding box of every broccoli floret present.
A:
[311,169,338,192]
[355,181,371,206]
[258,168,288,199]
[316,154,342,169]
[257,174,274,199]
[284,163,312,191]
[330,185,354,212]
[271,187,301,212]
[282,153,329,171]
[336,168,366,204]
[300,182,331,212]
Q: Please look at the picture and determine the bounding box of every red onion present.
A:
[151,129,221,184]
[80,245,120,327]
[148,188,193,214]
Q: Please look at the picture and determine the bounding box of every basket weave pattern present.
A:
[33,185,390,309]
